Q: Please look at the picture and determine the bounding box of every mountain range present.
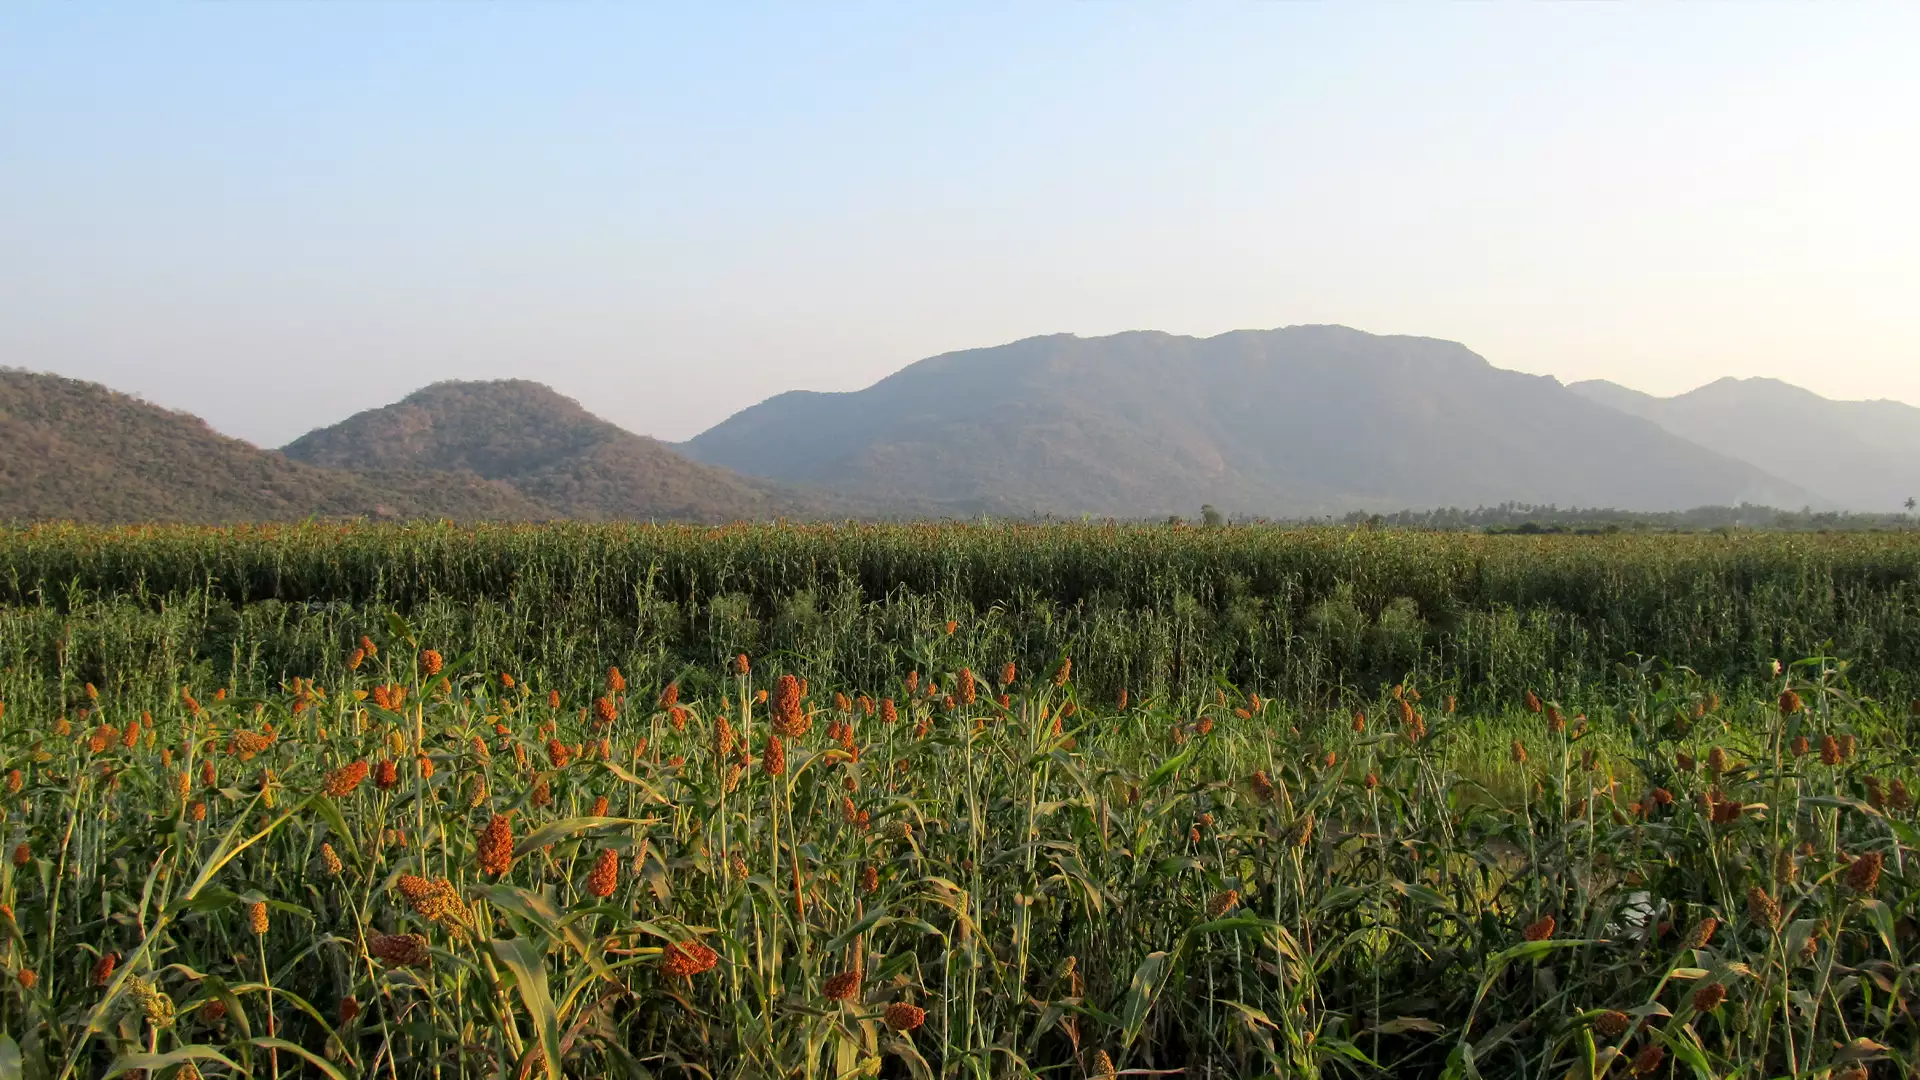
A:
[1567,376,1920,513]
[4,326,1913,523]
[683,326,1815,515]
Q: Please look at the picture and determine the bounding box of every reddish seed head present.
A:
[660,940,719,979]
[884,1002,926,1033]
[1523,915,1555,941]
[1846,851,1884,893]
[373,759,398,791]
[477,815,514,877]
[1685,916,1718,949]
[420,650,443,676]
[586,848,619,898]
[823,970,860,1001]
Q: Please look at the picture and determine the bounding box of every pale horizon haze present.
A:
[3,4,1917,446]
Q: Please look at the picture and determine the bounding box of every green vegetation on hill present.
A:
[282,379,842,522]
[0,369,545,523]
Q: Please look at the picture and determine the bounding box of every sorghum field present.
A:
[0,523,1916,1079]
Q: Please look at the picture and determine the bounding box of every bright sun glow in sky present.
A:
[3,4,1916,445]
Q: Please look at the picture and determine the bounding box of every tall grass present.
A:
[4,523,1920,714]
[0,623,1911,1078]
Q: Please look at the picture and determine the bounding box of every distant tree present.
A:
[1906,497,1916,513]
[1200,504,1225,527]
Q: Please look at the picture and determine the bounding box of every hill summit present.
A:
[683,325,1813,516]
[282,379,823,521]
[1568,376,1920,512]
[0,368,542,523]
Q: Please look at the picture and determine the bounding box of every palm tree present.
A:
[1907,497,1916,513]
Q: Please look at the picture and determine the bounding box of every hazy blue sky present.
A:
[4,4,1917,445]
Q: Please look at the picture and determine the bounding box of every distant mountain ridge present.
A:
[0,368,544,524]
[682,325,1816,516]
[280,379,959,521]
[1568,377,1920,512]
[280,380,826,521]
[12,327,1907,525]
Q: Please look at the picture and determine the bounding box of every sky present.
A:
[3,4,1917,446]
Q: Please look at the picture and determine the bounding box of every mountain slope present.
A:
[282,380,844,521]
[0,369,545,523]
[684,326,1816,516]
[1569,377,1920,512]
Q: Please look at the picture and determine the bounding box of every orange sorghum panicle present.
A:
[1523,915,1555,941]
[1686,916,1718,949]
[247,900,269,935]
[823,970,860,1002]
[660,940,719,978]
[369,933,431,968]
[1846,851,1883,893]
[587,848,619,898]
[91,951,118,987]
[420,650,443,675]
[885,1002,927,1033]
[477,815,514,877]
[374,759,398,790]
[324,761,369,797]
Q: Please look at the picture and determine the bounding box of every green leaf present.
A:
[1372,1017,1444,1035]
[1144,748,1196,792]
[513,815,634,857]
[0,1035,20,1080]
[492,937,564,1080]
[252,1039,351,1080]
[102,1046,241,1078]
[1117,950,1172,1049]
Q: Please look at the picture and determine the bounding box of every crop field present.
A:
[0,523,1915,1079]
